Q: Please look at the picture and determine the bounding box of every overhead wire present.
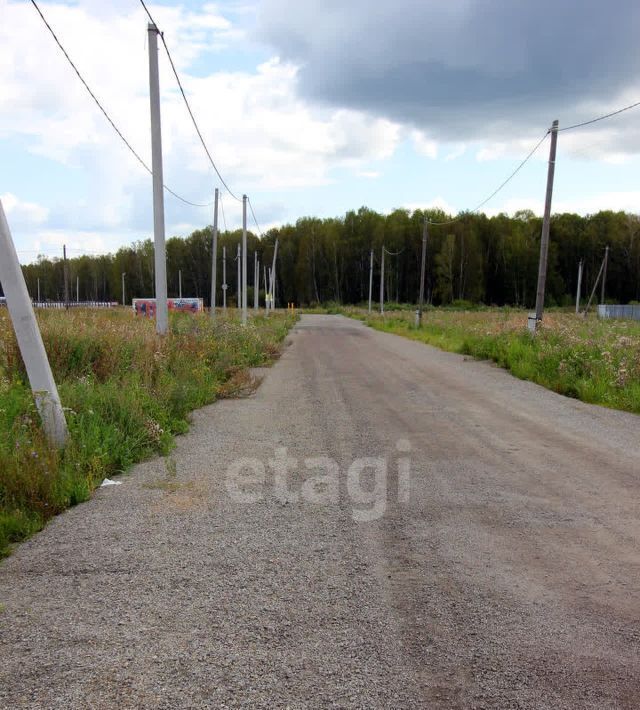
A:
[559,99,640,132]
[29,0,211,208]
[382,247,404,257]
[219,193,228,232]
[426,129,550,226]
[426,98,640,226]
[247,197,264,238]
[139,0,241,203]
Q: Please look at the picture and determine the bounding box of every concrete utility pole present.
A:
[601,245,609,305]
[122,272,126,306]
[263,264,268,311]
[417,217,428,326]
[210,188,219,320]
[222,245,227,311]
[583,253,607,316]
[148,22,168,335]
[178,269,182,299]
[576,260,583,314]
[379,246,385,314]
[533,119,559,329]
[0,200,67,447]
[236,243,241,310]
[270,239,279,310]
[368,249,373,313]
[63,244,69,309]
[254,252,259,311]
[242,195,248,325]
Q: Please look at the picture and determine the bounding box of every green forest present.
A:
[15,207,640,308]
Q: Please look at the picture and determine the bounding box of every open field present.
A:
[0,308,294,557]
[322,306,640,415]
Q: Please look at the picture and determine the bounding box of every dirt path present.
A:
[1,314,639,709]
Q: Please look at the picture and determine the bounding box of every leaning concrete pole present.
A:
[270,239,279,310]
[242,195,248,325]
[534,120,559,328]
[600,245,609,305]
[0,200,67,447]
[263,264,268,311]
[210,188,219,320]
[148,23,169,335]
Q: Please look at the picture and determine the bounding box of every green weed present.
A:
[0,309,295,557]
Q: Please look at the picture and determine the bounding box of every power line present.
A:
[29,0,211,209]
[383,247,404,257]
[427,129,550,226]
[139,0,241,203]
[219,193,228,232]
[247,197,264,238]
[559,99,640,132]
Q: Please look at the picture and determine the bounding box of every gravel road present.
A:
[1,314,639,709]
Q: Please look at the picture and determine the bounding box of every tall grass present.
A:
[0,308,294,556]
[336,307,640,415]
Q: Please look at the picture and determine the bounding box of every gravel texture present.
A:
[1,314,639,709]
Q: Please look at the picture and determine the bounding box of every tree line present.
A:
[12,207,640,307]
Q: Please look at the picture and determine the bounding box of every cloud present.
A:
[1,193,49,227]
[1,0,401,254]
[257,0,640,156]
[411,131,438,160]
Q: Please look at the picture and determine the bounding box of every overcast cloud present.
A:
[257,0,640,150]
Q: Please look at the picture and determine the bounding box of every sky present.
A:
[2,0,640,263]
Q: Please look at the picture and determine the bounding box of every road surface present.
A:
[1,314,639,709]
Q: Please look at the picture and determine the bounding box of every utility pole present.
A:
[600,245,609,304]
[368,249,373,313]
[242,195,248,325]
[575,259,583,314]
[37,277,40,303]
[0,200,67,446]
[533,119,559,329]
[222,245,227,311]
[417,216,428,326]
[254,252,259,311]
[236,243,241,310]
[583,253,607,316]
[76,276,79,303]
[263,264,268,311]
[122,272,126,307]
[178,269,182,299]
[148,22,168,335]
[63,244,69,309]
[270,239,279,310]
[379,245,385,314]
[210,188,218,320]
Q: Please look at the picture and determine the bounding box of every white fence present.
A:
[597,304,640,321]
[0,300,119,309]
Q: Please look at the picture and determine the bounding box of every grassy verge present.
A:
[317,306,640,415]
[0,309,295,557]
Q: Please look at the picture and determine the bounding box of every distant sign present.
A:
[133,298,203,317]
